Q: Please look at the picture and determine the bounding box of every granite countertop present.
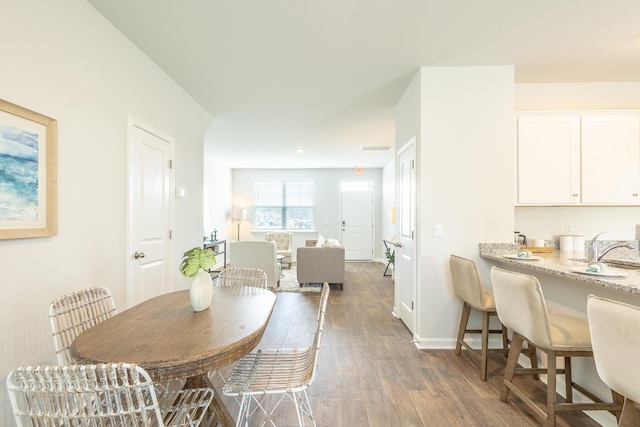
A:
[479,243,640,295]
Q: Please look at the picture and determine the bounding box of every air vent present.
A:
[360,146,392,152]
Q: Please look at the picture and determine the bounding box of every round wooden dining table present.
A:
[71,285,276,427]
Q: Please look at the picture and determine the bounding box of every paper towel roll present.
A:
[559,235,574,252]
[573,235,585,254]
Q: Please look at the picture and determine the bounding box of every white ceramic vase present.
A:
[189,268,213,312]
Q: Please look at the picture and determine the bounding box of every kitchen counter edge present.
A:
[479,243,640,295]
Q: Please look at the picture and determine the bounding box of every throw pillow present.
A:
[324,238,342,248]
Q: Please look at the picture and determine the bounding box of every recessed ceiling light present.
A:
[360,146,392,152]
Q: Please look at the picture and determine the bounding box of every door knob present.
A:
[133,251,146,259]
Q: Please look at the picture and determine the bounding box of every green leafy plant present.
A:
[179,247,216,278]
[385,247,395,267]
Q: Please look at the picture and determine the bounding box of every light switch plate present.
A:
[433,223,443,238]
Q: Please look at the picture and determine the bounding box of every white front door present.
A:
[127,117,174,307]
[397,140,416,334]
[340,191,373,260]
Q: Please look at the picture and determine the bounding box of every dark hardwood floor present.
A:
[213,262,604,426]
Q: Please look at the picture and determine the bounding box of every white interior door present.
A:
[397,140,416,334]
[340,191,373,260]
[127,118,174,307]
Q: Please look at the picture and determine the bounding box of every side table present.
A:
[203,239,227,275]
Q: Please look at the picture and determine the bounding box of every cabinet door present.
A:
[517,114,581,204]
[581,114,640,204]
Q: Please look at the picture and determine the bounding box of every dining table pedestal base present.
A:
[184,375,235,427]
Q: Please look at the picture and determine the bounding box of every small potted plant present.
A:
[385,247,395,268]
[179,247,216,311]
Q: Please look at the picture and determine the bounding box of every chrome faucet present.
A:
[598,242,637,262]
[590,231,637,262]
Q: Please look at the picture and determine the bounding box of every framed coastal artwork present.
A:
[0,99,57,239]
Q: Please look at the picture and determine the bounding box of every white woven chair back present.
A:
[222,283,330,427]
[308,282,330,386]
[6,363,214,427]
[49,286,118,365]
[217,267,268,288]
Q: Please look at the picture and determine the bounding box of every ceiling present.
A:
[86,0,640,169]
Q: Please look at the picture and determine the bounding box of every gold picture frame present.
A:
[0,99,57,239]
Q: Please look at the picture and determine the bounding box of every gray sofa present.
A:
[296,240,345,289]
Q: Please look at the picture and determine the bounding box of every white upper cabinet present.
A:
[517,114,581,204]
[517,112,640,206]
[580,114,640,204]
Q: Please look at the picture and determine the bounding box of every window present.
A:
[254,182,314,230]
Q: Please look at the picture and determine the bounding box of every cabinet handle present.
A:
[633,193,638,197]
[572,193,579,197]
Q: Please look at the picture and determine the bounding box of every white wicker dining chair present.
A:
[217,267,268,289]
[222,283,330,427]
[211,267,268,387]
[49,286,118,365]
[6,363,214,427]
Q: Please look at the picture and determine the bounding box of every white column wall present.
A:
[396,66,515,347]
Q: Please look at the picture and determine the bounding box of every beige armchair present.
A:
[265,232,293,268]
[229,241,280,288]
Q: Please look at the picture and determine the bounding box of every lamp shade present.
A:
[232,208,247,220]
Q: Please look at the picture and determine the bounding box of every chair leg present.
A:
[546,350,557,427]
[480,310,490,381]
[292,391,305,427]
[300,390,317,427]
[620,398,640,427]
[564,356,573,403]
[612,390,625,423]
[501,332,524,402]
[455,303,471,356]
[236,395,250,427]
[528,343,540,381]
[501,324,508,350]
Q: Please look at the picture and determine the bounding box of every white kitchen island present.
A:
[480,243,640,427]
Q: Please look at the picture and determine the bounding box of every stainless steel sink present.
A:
[569,258,640,271]
[605,262,640,271]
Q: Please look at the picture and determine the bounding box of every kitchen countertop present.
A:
[479,243,640,295]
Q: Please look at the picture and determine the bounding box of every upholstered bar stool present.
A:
[449,255,509,381]
[491,267,622,427]
[588,295,640,427]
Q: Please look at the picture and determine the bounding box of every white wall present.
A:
[396,66,515,347]
[203,148,233,268]
[381,159,396,255]
[514,82,640,242]
[231,168,384,259]
[0,1,212,423]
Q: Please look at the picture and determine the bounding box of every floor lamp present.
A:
[232,208,247,241]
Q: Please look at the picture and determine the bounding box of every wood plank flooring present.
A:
[213,262,604,426]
